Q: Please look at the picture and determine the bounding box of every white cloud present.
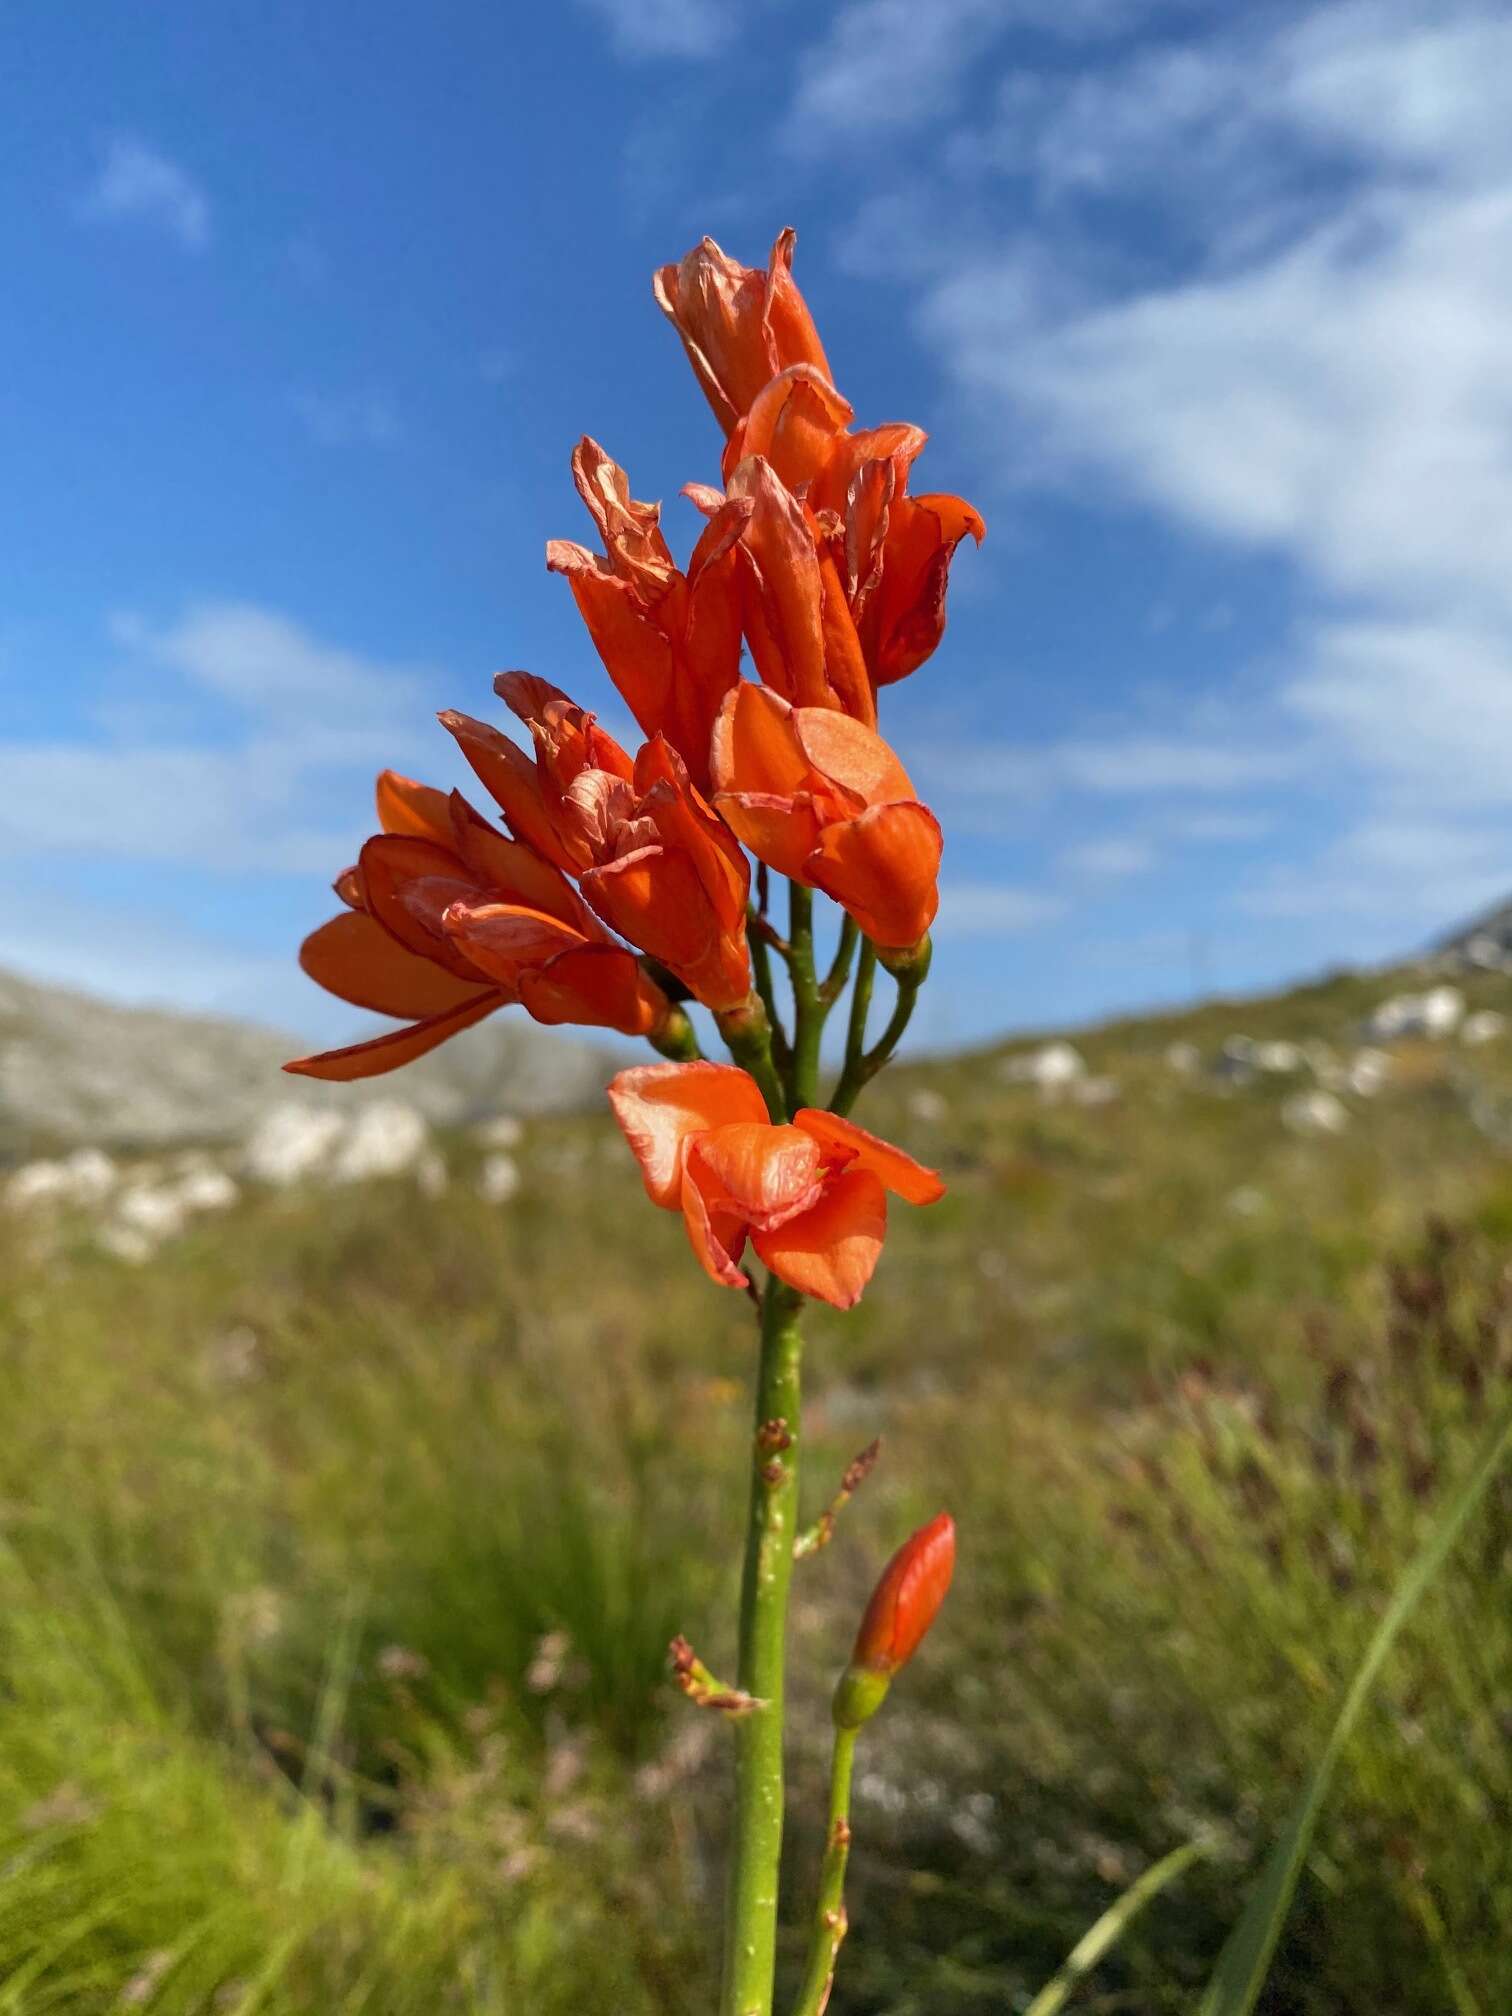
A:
[1059,837,1155,879]
[291,388,403,448]
[0,603,453,876]
[934,883,1066,936]
[575,0,733,59]
[77,135,211,252]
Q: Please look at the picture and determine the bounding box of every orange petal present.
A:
[358,833,483,977]
[724,364,853,494]
[868,492,985,688]
[679,1156,751,1290]
[447,792,593,929]
[793,1109,946,1205]
[754,1167,887,1310]
[376,771,455,846]
[548,544,680,753]
[567,436,676,596]
[283,989,501,1081]
[299,910,489,1021]
[791,707,915,809]
[653,227,831,437]
[442,900,584,982]
[437,709,576,874]
[807,802,942,950]
[727,456,832,710]
[333,865,365,910]
[712,790,824,883]
[517,945,667,1036]
[685,1122,824,1228]
[607,1062,770,1209]
[709,683,812,799]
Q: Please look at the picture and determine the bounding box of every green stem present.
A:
[829,949,925,1116]
[789,1725,857,2016]
[723,1278,804,2016]
[718,997,790,1123]
[818,917,859,1006]
[747,907,792,1077]
[827,942,877,1115]
[787,884,822,1110]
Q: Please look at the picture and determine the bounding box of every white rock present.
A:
[1463,935,1512,973]
[473,1114,524,1149]
[416,1150,449,1198]
[1461,1009,1507,1047]
[1366,985,1465,1041]
[1211,1036,1256,1084]
[329,1102,430,1183]
[114,1184,189,1240]
[1072,1075,1120,1107]
[1002,1041,1086,1091]
[1164,1041,1200,1075]
[1226,1186,1267,1217]
[96,1223,155,1265]
[907,1088,948,1124]
[477,1152,522,1204]
[1282,1089,1349,1137]
[1254,1041,1303,1074]
[244,1105,346,1186]
[1346,1048,1391,1096]
[174,1166,240,1213]
[6,1147,120,1212]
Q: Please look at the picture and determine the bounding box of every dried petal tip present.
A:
[834,1511,954,1728]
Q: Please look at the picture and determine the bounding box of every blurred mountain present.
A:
[0,966,619,1150]
[1438,895,1512,967]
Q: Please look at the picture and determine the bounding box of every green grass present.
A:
[2,963,1510,2012]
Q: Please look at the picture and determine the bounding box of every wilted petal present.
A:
[284,989,501,1081]
[679,1156,751,1289]
[754,1167,887,1309]
[793,1108,946,1205]
[724,364,853,495]
[807,800,942,950]
[358,834,487,977]
[442,899,585,982]
[299,910,489,1020]
[607,1062,770,1209]
[653,227,830,436]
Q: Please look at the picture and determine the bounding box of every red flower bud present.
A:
[834,1512,954,1728]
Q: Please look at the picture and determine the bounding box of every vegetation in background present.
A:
[2,964,1510,2013]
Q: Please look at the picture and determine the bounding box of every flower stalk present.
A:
[723,1274,804,2016]
[790,1724,857,2016]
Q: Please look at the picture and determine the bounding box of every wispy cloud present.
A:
[575,0,734,59]
[77,135,211,252]
[934,883,1066,936]
[290,388,403,448]
[0,602,449,876]
[1059,837,1156,879]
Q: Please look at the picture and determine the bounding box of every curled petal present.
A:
[866,492,986,688]
[712,790,826,884]
[684,1122,825,1229]
[568,437,675,595]
[447,792,593,930]
[495,670,634,783]
[653,227,830,435]
[358,834,486,978]
[754,1167,887,1310]
[333,865,365,910]
[793,1108,946,1205]
[441,899,586,982]
[792,706,915,808]
[517,945,668,1036]
[607,1062,770,1209]
[283,989,501,1082]
[679,1156,751,1290]
[437,709,576,874]
[299,910,489,1021]
[723,364,853,494]
[806,800,942,950]
[376,770,456,847]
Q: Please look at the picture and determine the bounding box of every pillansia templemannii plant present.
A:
[288,227,979,2015]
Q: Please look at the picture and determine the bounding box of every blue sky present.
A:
[4,0,1510,1052]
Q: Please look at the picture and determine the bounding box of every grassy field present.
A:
[3,962,1510,2014]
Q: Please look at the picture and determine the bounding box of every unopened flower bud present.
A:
[833,1511,954,1728]
[878,932,932,986]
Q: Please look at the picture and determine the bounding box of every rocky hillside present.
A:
[0,966,619,1152]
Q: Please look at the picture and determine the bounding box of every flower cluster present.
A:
[288,229,981,1305]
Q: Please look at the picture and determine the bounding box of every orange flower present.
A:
[546,438,749,791]
[710,683,940,951]
[572,735,753,1012]
[439,671,633,876]
[285,773,670,1080]
[445,678,751,1012]
[849,1511,955,1676]
[834,1511,955,1728]
[653,228,831,437]
[607,1062,944,1309]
